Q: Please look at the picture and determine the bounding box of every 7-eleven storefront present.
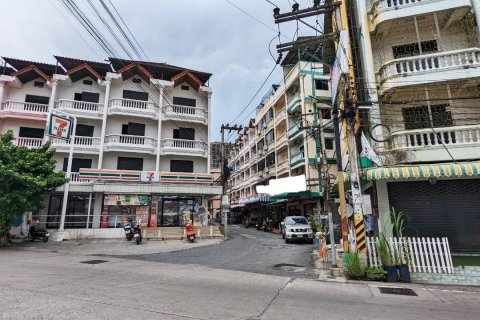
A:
[36,169,222,239]
[368,161,480,253]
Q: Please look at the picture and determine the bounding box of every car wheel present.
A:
[43,236,49,242]
[285,238,289,244]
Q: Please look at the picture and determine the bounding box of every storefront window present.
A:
[158,196,206,227]
[101,194,151,228]
[45,195,94,229]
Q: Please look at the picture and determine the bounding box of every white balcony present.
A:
[51,136,101,154]
[369,0,472,30]
[163,105,207,124]
[276,132,288,150]
[390,125,480,162]
[15,137,43,148]
[69,172,94,184]
[108,98,158,119]
[275,108,286,126]
[378,48,480,94]
[160,138,207,157]
[1,101,48,119]
[105,134,157,154]
[56,99,103,119]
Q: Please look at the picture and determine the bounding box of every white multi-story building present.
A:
[353,0,480,252]
[0,55,221,234]
[227,53,336,227]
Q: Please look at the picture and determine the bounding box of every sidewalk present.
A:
[4,238,223,256]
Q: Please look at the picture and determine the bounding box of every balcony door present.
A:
[63,158,92,173]
[121,122,145,144]
[75,124,94,145]
[19,127,44,138]
[74,91,100,103]
[123,90,148,101]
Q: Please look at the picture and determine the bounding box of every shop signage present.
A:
[140,171,160,182]
[103,194,150,206]
[47,114,73,140]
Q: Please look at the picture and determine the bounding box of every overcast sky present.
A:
[0,0,320,142]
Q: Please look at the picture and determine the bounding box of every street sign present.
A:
[47,114,73,141]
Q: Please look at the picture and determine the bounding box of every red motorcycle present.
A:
[185,223,196,243]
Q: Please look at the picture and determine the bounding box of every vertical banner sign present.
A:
[47,114,73,140]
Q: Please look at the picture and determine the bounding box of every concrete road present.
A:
[121,225,317,279]
[1,226,480,320]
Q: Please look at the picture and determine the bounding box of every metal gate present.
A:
[387,179,480,252]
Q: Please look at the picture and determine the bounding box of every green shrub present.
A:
[344,251,365,279]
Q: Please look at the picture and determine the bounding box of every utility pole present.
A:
[337,0,367,256]
[220,123,242,239]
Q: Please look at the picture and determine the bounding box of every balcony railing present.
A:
[276,161,289,175]
[109,98,158,118]
[52,136,101,153]
[290,151,305,167]
[1,101,49,115]
[275,108,286,126]
[56,99,103,117]
[288,123,303,139]
[69,172,93,184]
[276,132,288,148]
[391,125,480,150]
[164,105,207,124]
[379,48,480,87]
[105,134,157,153]
[287,92,302,113]
[15,137,44,148]
[160,138,207,157]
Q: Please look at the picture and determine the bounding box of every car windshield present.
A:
[285,217,308,225]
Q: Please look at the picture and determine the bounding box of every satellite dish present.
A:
[338,204,354,218]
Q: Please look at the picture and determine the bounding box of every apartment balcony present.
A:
[275,108,286,126]
[378,48,480,94]
[389,124,480,163]
[287,92,301,114]
[69,172,94,184]
[104,134,157,154]
[276,132,288,150]
[276,160,289,176]
[51,136,101,154]
[0,101,48,120]
[108,98,158,119]
[163,105,207,125]
[15,137,44,148]
[290,151,305,169]
[369,0,472,30]
[288,123,303,140]
[56,99,103,119]
[160,138,207,157]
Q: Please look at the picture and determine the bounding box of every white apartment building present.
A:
[0,56,221,235]
[227,53,336,227]
[353,0,480,252]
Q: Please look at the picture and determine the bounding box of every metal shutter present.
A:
[387,180,480,252]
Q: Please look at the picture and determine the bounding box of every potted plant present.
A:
[376,234,397,282]
[364,267,387,281]
[390,208,411,283]
[344,251,365,280]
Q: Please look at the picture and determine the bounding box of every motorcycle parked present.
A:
[124,218,142,244]
[185,223,196,243]
[28,221,49,242]
[124,219,133,241]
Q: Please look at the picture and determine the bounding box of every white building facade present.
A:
[354,0,480,252]
[0,56,221,234]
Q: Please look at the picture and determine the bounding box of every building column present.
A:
[92,192,103,229]
[356,0,384,149]
[206,91,212,174]
[472,0,480,45]
[376,180,392,237]
[98,79,111,169]
[0,81,6,103]
[44,80,58,143]
[156,87,164,172]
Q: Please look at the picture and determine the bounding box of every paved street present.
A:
[121,225,317,279]
[1,227,480,320]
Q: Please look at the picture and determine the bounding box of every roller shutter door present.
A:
[387,179,480,252]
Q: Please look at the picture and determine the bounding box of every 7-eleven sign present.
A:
[48,114,73,140]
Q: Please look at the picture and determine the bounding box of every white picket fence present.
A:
[366,237,454,274]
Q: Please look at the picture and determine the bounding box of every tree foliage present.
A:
[0,131,66,242]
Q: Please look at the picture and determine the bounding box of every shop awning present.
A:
[270,190,320,200]
[265,199,288,206]
[230,203,246,209]
[364,161,480,181]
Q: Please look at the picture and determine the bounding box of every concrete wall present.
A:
[102,152,156,171]
[105,116,158,137]
[0,118,46,135]
[4,77,52,102]
[56,76,105,103]
[159,155,208,173]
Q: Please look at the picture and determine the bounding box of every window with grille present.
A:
[315,79,329,91]
[325,138,334,150]
[403,104,452,130]
[266,152,276,167]
[265,129,275,145]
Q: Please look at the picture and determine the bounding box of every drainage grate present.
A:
[379,287,417,296]
[80,259,108,265]
[273,263,305,272]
